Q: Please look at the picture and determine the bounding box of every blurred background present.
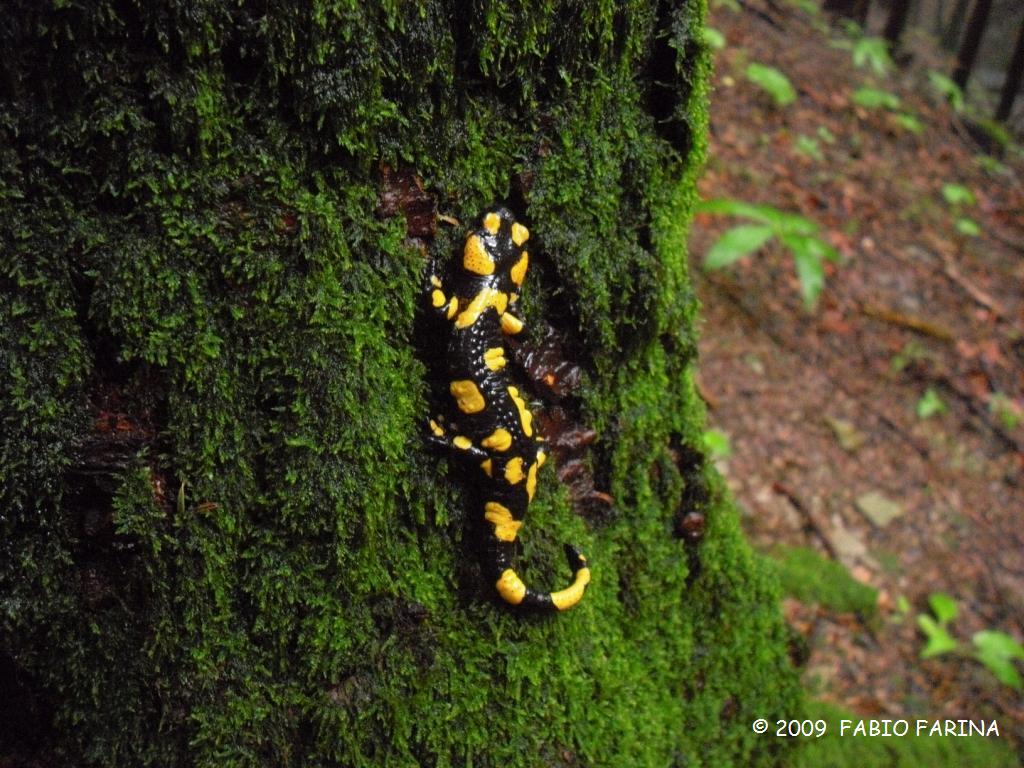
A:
[689,0,1023,757]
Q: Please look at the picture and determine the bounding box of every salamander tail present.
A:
[492,540,591,612]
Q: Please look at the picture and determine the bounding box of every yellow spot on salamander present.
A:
[511,222,529,245]
[450,380,486,414]
[483,212,501,235]
[453,435,472,450]
[485,501,523,542]
[480,458,493,477]
[455,287,500,329]
[536,449,547,467]
[507,386,533,437]
[526,460,538,501]
[500,312,524,335]
[496,568,527,604]
[524,462,540,505]
[550,566,591,611]
[429,419,445,437]
[430,275,442,287]
[504,456,525,485]
[463,234,495,276]
[481,428,513,452]
[446,299,459,319]
[431,289,446,308]
[483,346,507,371]
[510,251,529,286]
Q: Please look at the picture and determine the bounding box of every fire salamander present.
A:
[426,208,591,612]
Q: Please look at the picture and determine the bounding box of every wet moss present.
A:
[1,1,801,765]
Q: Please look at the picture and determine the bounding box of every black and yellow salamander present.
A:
[426,207,591,612]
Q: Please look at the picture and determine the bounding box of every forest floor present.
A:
[690,0,1024,752]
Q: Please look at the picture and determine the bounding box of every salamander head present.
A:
[462,208,530,286]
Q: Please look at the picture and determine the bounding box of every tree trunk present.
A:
[941,0,971,50]
[952,0,994,88]
[883,0,913,49]
[996,13,1024,121]
[823,0,871,25]
[0,1,800,765]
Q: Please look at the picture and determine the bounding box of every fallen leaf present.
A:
[856,491,905,528]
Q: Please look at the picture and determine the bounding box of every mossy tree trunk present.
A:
[1,1,800,765]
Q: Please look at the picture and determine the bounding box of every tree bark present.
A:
[941,0,971,50]
[823,0,871,26]
[996,13,1024,121]
[883,0,913,49]
[0,1,802,766]
[952,0,995,88]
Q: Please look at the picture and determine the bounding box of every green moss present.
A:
[768,547,878,617]
[1,0,803,765]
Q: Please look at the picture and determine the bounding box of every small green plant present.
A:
[916,388,947,419]
[793,134,824,161]
[917,593,1024,690]
[784,0,820,14]
[833,36,892,76]
[701,27,726,50]
[928,71,965,112]
[852,86,901,110]
[697,198,840,308]
[954,218,981,236]
[918,592,959,657]
[890,340,928,372]
[702,428,732,460]
[973,630,1024,690]
[941,183,976,206]
[941,183,981,237]
[893,113,924,134]
[816,125,836,144]
[745,63,797,107]
[988,392,1023,430]
[974,154,1010,176]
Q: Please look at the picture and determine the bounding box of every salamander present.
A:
[425,207,591,612]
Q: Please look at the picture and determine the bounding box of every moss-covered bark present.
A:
[1,1,800,765]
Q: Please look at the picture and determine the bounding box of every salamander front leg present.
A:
[424,268,460,322]
[426,418,491,463]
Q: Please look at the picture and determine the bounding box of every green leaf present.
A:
[928,592,958,623]
[972,631,1024,690]
[917,615,959,658]
[745,63,797,107]
[794,135,824,161]
[916,388,948,419]
[973,630,1024,660]
[817,126,837,144]
[851,37,892,76]
[704,225,774,270]
[928,71,965,112]
[955,217,981,237]
[988,392,1022,430]
[702,429,732,459]
[696,198,774,221]
[697,199,819,235]
[782,234,826,308]
[852,86,901,110]
[894,113,924,134]
[942,183,977,206]
[702,27,726,50]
